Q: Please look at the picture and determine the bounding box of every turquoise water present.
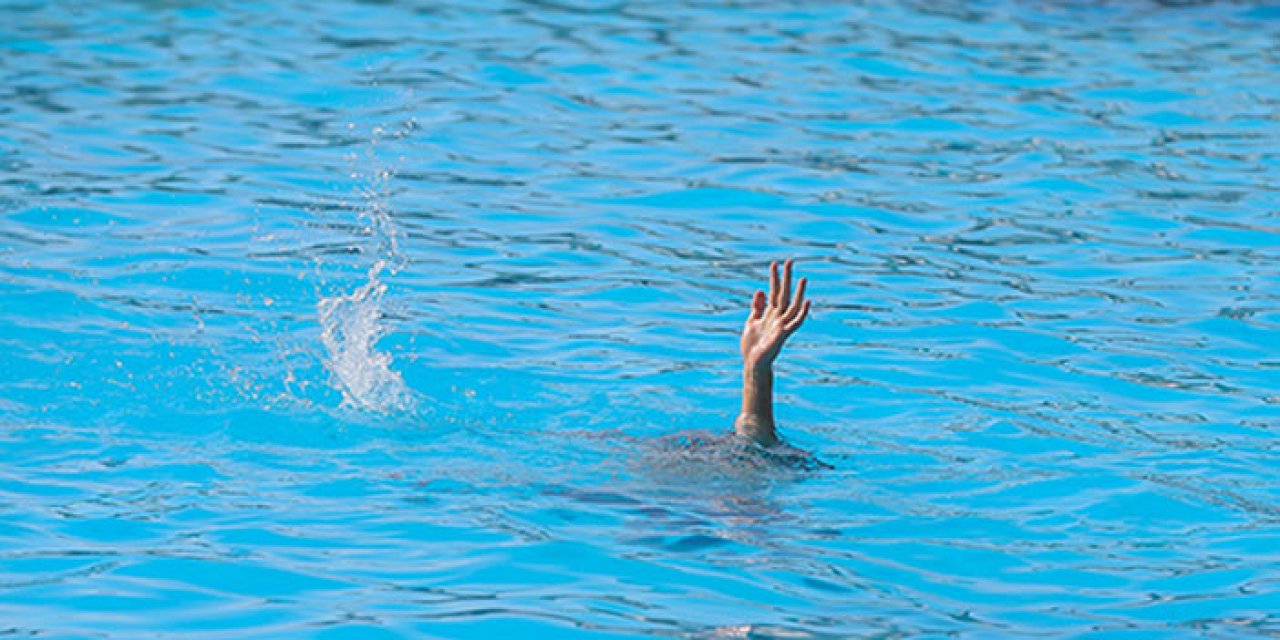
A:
[3,0,1280,637]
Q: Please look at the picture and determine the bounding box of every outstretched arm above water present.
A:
[735,259,811,446]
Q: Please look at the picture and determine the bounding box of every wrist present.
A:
[743,359,774,377]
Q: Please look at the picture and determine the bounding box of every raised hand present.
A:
[740,259,811,373]
[735,259,811,446]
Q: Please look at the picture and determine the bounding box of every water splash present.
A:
[317,260,413,413]
[315,121,418,414]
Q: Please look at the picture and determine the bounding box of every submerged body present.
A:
[657,429,831,472]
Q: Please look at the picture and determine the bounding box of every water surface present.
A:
[2,0,1279,637]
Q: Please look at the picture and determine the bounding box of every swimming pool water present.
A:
[2,0,1279,637]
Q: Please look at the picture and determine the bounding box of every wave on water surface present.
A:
[2,0,1279,638]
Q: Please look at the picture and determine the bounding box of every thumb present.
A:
[748,290,766,321]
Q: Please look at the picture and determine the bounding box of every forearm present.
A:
[734,259,810,446]
[735,362,778,446]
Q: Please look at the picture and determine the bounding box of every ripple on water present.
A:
[1,0,1279,637]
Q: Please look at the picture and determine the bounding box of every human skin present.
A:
[734,259,811,446]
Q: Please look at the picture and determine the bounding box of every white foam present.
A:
[314,121,419,414]
[317,260,414,413]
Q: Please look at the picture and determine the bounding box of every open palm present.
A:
[741,259,810,371]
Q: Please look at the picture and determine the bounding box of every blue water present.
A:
[3,0,1279,637]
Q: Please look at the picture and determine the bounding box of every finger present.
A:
[768,260,780,308]
[748,289,766,321]
[783,277,807,322]
[784,300,811,333]
[780,259,793,310]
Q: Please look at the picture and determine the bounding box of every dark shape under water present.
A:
[655,430,833,473]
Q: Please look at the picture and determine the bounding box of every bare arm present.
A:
[734,259,811,446]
